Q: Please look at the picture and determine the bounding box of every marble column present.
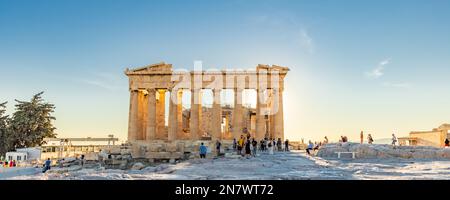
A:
[190,89,201,140]
[273,88,284,140]
[232,88,243,139]
[255,89,266,140]
[128,90,139,142]
[146,88,156,141]
[168,89,178,141]
[177,90,183,138]
[156,89,166,139]
[212,89,222,140]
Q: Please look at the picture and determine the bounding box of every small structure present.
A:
[41,136,120,160]
[5,152,27,162]
[399,124,450,148]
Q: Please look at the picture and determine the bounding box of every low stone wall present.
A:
[317,143,450,159]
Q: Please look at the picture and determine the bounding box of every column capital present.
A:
[146,88,156,93]
[234,88,244,92]
[190,88,202,92]
[272,87,284,92]
[212,88,222,93]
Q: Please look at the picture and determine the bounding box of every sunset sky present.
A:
[1,0,450,143]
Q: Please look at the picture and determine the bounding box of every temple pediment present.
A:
[125,62,173,74]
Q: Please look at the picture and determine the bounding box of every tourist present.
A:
[324,136,329,144]
[42,158,51,173]
[284,139,289,151]
[368,134,374,144]
[245,139,251,158]
[268,140,274,155]
[360,131,364,144]
[199,142,207,158]
[81,154,85,166]
[232,138,237,151]
[260,139,265,152]
[59,159,65,168]
[238,135,245,155]
[306,141,314,155]
[276,138,282,151]
[251,138,258,157]
[273,139,276,149]
[392,133,397,147]
[445,138,449,148]
[12,160,16,167]
[313,142,320,151]
[216,140,221,157]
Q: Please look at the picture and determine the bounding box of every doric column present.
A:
[190,89,201,140]
[212,89,222,140]
[255,89,266,140]
[168,88,178,141]
[273,88,284,140]
[156,89,166,139]
[177,90,183,138]
[128,90,139,142]
[232,88,243,139]
[146,89,156,141]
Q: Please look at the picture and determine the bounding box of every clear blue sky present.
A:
[1,0,450,142]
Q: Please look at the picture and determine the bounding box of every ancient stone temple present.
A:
[124,62,289,160]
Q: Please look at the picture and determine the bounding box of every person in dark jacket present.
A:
[245,140,251,158]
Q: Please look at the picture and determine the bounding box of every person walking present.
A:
[306,141,314,155]
[42,158,51,173]
[199,142,207,158]
[368,134,374,144]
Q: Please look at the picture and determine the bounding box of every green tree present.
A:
[0,101,10,155]
[9,92,57,149]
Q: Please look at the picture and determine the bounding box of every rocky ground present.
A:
[3,146,450,180]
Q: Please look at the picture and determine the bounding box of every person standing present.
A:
[268,140,274,155]
[245,139,251,158]
[251,138,258,157]
[360,131,364,144]
[284,139,289,151]
[215,140,222,157]
[232,138,237,151]
[392,133,397,147]
[238,135,245,155]
[368,134,374,144]
[199,143,207,158]
[324,136,329,144]
[444,138,449,148]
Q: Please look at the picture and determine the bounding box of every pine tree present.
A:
[9,92,57,149]
[0,101,10,155]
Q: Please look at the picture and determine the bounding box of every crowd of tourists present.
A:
[0,159,17,168]
[231,134,290,158]
[198,133,290,159]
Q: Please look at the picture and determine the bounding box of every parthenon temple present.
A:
[124,62,289,157]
